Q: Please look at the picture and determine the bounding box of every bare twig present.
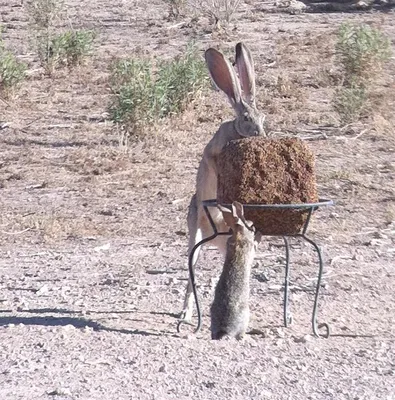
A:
[167,21,189,29]
[47,124,75,129]
[352,129,368,140]
[1,228,32,235]
[171,197,186,205]
[300,133,329,141]
[17,251,49,258]
[20,116,43,133]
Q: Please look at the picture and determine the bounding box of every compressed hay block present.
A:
[217,137,318,235]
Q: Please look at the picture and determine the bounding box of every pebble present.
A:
[272,327,285,338]
[270,356,279,365]
[293,334,312,343]
[352,253,364,262]
[35,284,49,296]
[48,388,72,397]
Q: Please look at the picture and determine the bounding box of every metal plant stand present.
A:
[177,198,334,338]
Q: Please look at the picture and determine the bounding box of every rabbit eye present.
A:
[243,114,249,122]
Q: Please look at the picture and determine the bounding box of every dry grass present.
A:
[327,169,354,181]
[276,31,336,71]
[64,148,131,176]
[0,212,101,242]
[108,44,208,138]
[255,31,339,130]
[333,22,393,124]
[384,204,395,224]
[258,73,308,131]
[187,0,243,24]
[370,114,395,137]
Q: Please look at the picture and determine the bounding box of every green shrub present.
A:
[163,0,187,18]
[333,23,392,124]
[27,0,63,30]
[109,59,154,130]
[27,0,95,73]
[35,29,95,72]
[49,30,95,67]
[333,85,368,125]
[336,22,391,86]
[109,45,208,136]
[163,0,241,23]
[189,0,242,25]
[0,31,26,95]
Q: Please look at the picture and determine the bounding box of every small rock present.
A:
[248,328,267,337]
[352,253,364,262]
[94,243,111,252]
[373,231,388,239]
[272,327,285,338]
[293,334,312,343]
[35,285,49,296]
[254,271,269,283]
[182,333,195,340]
[159,365,166,372]
[48,388,72,397]
[167,277,175,285]
[270,356,279,365]
[62,324,76,331]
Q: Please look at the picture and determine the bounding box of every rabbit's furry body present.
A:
[210,202,260,340]
[182,43,266,321]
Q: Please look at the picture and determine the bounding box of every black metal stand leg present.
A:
[283,236,292,327]
[177,234,218,334]
[302,236,330,338]
[188,241,204,333]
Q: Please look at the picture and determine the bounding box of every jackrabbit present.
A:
[210,202,261,340]
[182,42,266,321]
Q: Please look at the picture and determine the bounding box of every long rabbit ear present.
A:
[232,201,247,227]
[205,48,242,109]
[218,204,237,230]
[232,201,245,220]
[235,42,256,107]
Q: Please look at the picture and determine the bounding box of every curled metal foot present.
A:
[182,229,220,335]
[177,318,196,333]
[303,235,329,339]
[313,322,330,338]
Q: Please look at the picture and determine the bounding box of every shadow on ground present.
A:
[0,308,180,338]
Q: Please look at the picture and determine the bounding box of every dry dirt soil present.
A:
[1,1,395,399]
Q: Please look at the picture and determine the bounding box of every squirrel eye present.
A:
[243,114,249,122]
